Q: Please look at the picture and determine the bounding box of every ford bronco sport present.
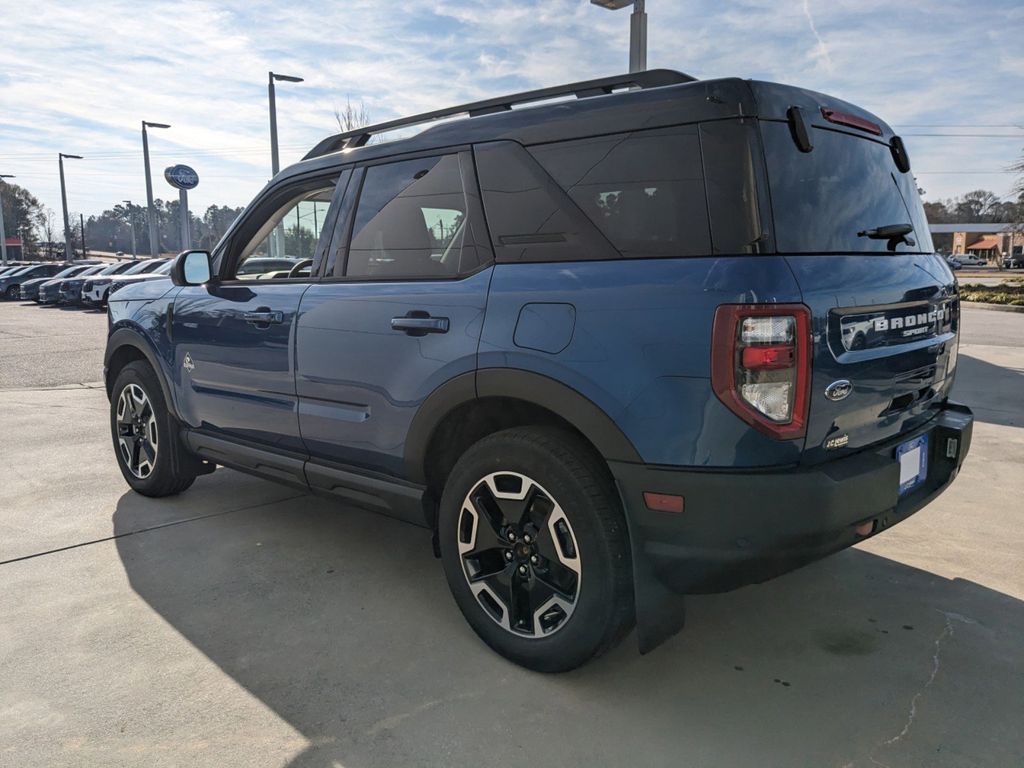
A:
[105,70,973,672]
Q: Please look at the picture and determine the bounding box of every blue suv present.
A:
[105,71,973,671]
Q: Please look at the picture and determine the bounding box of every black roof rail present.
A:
[302,69,696,161]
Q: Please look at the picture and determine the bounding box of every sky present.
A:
[0,0,1021,224]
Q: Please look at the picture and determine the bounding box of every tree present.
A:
[0,180,46,257]
[954,189,1001,222]
[334,96,378,140]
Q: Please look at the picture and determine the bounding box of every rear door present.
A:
[170,171,345,459]
[295,150,492,483]
[759,119,957,465]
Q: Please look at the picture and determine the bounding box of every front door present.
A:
[296,151,493,479]
[171,171,347,455]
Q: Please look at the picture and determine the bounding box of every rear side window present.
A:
[344,154,471,279]
[761,122,933,253]
[529,126,711,258]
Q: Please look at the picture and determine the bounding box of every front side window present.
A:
[232,181,338,280]
[343,154,469,278]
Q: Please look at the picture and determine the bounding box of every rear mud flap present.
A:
[616,482,687,654]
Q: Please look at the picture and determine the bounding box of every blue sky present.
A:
[0,0,1021,222]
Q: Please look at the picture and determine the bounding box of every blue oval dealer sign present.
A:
[164,164,199,190]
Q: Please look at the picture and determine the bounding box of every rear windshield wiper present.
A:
[857,223,915,250]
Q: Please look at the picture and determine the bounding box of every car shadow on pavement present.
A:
[113,483,1024,768]
[953,353,1023,428]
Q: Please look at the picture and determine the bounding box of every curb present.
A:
[962,301,1024,314]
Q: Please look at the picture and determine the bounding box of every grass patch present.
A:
[959,282,1024,306]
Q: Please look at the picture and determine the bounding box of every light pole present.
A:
[142,121,170,258]
[269,72,303,259]
[268,71,303,177]
[0,174,14,265]
[58,153,82,261]
[122,200,137,258]
[591,0,647,73]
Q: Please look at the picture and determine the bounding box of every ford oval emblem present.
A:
[825,380,853,401]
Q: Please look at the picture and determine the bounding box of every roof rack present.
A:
[302,69,696,161]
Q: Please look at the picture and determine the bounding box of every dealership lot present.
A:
[1,301,1022,767]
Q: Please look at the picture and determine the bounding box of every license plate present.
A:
[896,433,929,495]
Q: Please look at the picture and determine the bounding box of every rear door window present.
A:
[761,122,933,253]
[529,126,711,259]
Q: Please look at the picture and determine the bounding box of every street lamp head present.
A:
[591,0,635,8]
[271,72,304,83]
[0,174,14,179]
[59,153,83,160]
[143,121,171,129]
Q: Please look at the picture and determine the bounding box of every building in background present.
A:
[928,223,1023,261]
[3,237,22,260]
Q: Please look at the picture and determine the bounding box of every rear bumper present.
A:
[610,401,973,595]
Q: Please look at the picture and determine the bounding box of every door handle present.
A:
[243,309,284,326]
[391,314,449,335]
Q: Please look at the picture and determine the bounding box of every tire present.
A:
[110,360,198,497]
[5,285,18,300]
[438,426,634,672]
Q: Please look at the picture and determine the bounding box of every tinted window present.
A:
[530,126,711,258]
[344,154,469,278]
[762,122,933,253]
[699,119,767,254]
[123,259,163,275]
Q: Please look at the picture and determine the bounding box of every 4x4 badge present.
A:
[824,380,852,401]
[183,353,195,373]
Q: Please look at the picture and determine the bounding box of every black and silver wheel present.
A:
[439,427,634,672]
[115,383,159,479]
[110,360,199,497]
[457,471,582,638]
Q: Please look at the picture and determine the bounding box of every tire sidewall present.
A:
[110,361,185,494]
[439,431,628,672]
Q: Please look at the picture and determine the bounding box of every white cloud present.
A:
[0,0,1020,222]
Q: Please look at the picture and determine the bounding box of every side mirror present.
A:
[170,250,212,286]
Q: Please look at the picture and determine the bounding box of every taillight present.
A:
[711,304,812,440]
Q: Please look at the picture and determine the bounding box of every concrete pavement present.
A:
[1,303,1022,767]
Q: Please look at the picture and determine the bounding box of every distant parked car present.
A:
[39,264,106,304]
[106,260,173,299]
[0,263,66,299]
[234,256,301,278]
[59,261,134,305]
[1003,253,1024,269]
[20,263,99,301]
[957,254,986,267]
[82,258,168,307]
[945,255,962,270]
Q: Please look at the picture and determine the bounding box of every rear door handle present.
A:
[390,315,449,335]
[243,309,284,326]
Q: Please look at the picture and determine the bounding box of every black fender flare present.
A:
[104,327,177,418]
[403,367,642,483]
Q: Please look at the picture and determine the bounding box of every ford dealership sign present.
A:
[164,164,199,190]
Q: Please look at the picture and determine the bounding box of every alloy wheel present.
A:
[116,383,158,478]
[457,472,581,638]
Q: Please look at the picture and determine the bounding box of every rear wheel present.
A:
[439,427,634,672]
[5,285,18,300]
[110,360,198,497]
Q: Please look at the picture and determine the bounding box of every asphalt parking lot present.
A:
[1,300,1022,767]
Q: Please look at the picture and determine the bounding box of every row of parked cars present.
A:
[0,258,171,307]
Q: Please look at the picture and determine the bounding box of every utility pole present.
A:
[142,120,170,257]
[80,213,87,258]
[58,153,82,261]
[0,174,14,266]
[122,200,137,258]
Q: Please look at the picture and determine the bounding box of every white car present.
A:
[81,258,168,307]
[957,254,987,267]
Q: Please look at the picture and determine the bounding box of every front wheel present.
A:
[5,285,18,300]
[110,361,198,497]
[438,427,634,672]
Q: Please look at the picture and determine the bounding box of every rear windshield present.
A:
[762,122,933,254]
